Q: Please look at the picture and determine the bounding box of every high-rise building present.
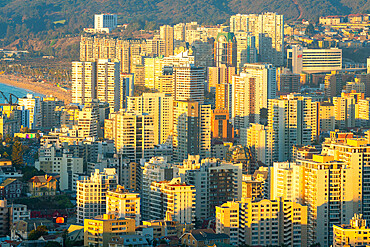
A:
[215,198,308,246]
[41,96,64,130]
[230,13,284,66]
[160,25,174,57]
[80,36,94,61]
[215,201,240,245]
[192,39,214,68]
[126,93,173,145]
[358,98,370,126]
[84,214,135,247]
[77,103,98,139]
[106,185,141,225]
[319,101,335,132]
[333,93,357,128]
[104,110,155,162]
[141,157,179,221]
[173,66,205,103]
[267,94,318,164]
[149,178,195,225]
[211,108,234,142]
[96,59,120,113]
[72,61,96,105]
[208,66,236,92]
[132,64,145,86]
[232,64,276,129]
[144,57,164,89]
[179,156,243,219]
[246,123,267,164]
[278,73,300,94]
[324,71,345,98]
[333,214,370,247]
[214,32,237,68]
[94,14,117,32]
[76,168,118,224]
[18,94,41,130]
[287,47,342,73]
[174,23,185,41]
[173,101,211,161]
[216,83,232,114]
[287,45,303,74]
[270,143,369,246]
[234,32,257,73]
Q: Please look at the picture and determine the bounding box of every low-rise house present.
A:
[180,229,230,247]
[11,218,55,240]
[9,204,30,223]
[108,235,150,247]
[0,178,23,199]
[28,175,57,196]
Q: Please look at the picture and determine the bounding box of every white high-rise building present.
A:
[18,94,41,129]
[234,32,257,73]
[216,198,308,247]
[230,13,284,66]
[287,46,342,73]
[333,93,356,129]
[232,63,276,129]
[94,14,117,32]
[106,186,141,225]
[126,93,173,145]
[173,66,205,103]
[104,110,155,162]
[173,101,211,162]
[150,178,195,225]
[178,156,243,219]
[72,61,96,105]
[245,123,267,164]
[267,94,318,164]
[76,168,118,224]
[141,157,179,221]
[96,59,120,113]
[77,103,98,139]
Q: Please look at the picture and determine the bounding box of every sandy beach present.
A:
[0,74,71,104]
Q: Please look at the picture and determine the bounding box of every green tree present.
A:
[21,166,45,182]
[305,23,315,37]
[11,141,24,168]
[28,225,48,240]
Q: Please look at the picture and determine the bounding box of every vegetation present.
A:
[1,0,369,53]
[0,136,30,169]
[21,166,45,182]
[14,195,74,210]
[28,225,48,240]
[134,85,158,96]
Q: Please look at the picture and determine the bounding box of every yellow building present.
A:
[141,220,189,238]
[28,175,57,197]
[160,25,174,57]
[106,186,141,225]
[333,92,358,129]
[126,93,173,145]
[215,201,240,245]
[215,198,308,247]
[333,214,370,247]
[319,101,335,132]
[104,110,155,162]
[149,178,195,225]
[144,57,163,89]
[0,104,21,137]
[84,214,135,247]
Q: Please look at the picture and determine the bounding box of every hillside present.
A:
[1,0,370,53]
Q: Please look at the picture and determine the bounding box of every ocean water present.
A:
[0,82,44,104]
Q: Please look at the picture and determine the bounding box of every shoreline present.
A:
[0,74,71,104]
